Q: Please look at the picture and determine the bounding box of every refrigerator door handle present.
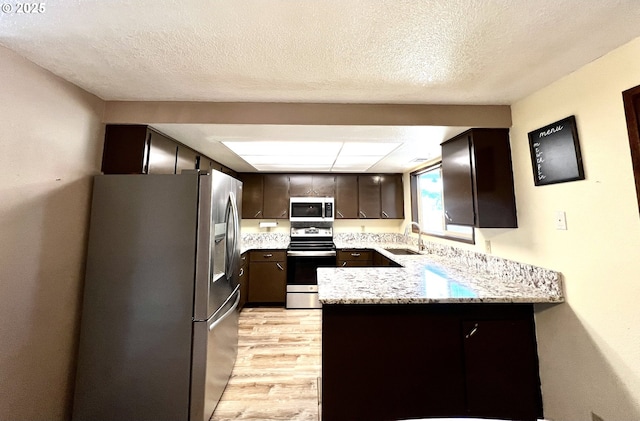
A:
[225,191,240,281]
[208,289,241,332]
[232,191,240,259]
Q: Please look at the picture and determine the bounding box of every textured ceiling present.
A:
[2,0,639,104]
[2,1,640,172]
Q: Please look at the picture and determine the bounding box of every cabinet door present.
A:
[241,174,264,219]
[462,319,542,420]
[471,129,517,228]
[380,174,404,219]
[335,175,359,218]
[197,156,214,172]
[312,175,336,197]
[357,175,381,219]
[322,304,466,421]
[248,262,286,303]
[101,125,148,174]
[147,131,177,174]
[238,253,249,309]
[441,135,474,226]
[175,145,198,174]
[289,175,313,197]
[263,174,290,219]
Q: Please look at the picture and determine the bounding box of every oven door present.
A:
[286,250,336,308]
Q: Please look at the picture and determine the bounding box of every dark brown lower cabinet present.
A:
[238,252,249,309]
[248,251,286,304]
[463,319,542,420]
[337,249,373,267]
[322,303,542,421]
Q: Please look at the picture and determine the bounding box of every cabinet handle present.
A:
[359,210,367,218]
[263,254,273,258]
[254,210,262,218]
[350,253,361,257]
[465,323,479,339]
[444,211,452,222]
[239,268,244,277]
[382,211,389,218]
[337,210,344,218]
[280,210,287,217]
[276,262,284,271]
[342,261,347,267]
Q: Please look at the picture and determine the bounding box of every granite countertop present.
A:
[322,237,564,305]
[241,232,564,305]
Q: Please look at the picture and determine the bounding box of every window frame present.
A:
[410,162,475,244]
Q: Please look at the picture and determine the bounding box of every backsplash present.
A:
[241,232,289,250]
[334,232,405,244]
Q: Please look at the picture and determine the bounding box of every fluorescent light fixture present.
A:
[242,155,336,165]
[222,139,401,172]
[254,164,332,171]
[333,155,382,167]
[222,141,342,156]
[339,142,401,156]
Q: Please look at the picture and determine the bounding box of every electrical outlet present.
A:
[555,211,567,230]
[591,412,604,421]
[484,240,492,254]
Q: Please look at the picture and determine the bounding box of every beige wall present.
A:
[413,37,640,420]
[0,46,105,420]
[506,37,640,421]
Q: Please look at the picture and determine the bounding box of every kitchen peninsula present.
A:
[318,239,563,421]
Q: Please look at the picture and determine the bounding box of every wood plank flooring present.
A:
[211,307,322,421]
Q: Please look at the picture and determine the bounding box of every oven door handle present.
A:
[287,250,337,257]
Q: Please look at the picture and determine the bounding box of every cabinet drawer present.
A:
[338,250,373,261]
[250,250,286,262]
[338,260,373,267]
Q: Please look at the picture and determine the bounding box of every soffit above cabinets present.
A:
[152,124,470,173]
[4,1,639,172]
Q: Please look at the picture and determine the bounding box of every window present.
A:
[410,163,474,243]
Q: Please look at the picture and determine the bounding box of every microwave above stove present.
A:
[289,197,334,222]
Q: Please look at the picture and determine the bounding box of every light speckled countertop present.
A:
[241,233,564,305]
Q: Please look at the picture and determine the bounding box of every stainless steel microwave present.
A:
[289,197,334,222]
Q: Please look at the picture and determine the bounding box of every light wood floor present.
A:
[211,307,322,421]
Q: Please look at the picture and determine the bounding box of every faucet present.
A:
[404,221,424,251]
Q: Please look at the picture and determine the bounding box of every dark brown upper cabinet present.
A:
[441,128,517,228]
[289,174,336,197]
[380,174,404,219]
[238,172,404,220]
[358,174,404,219]
[102,125,176,174]
[263,174,290,219]
[240,173,265,219]
[240,173,290,220]
[101,124,237,177]
[357,175,382,219]
[175,144,198,174]
[335,175,359,219]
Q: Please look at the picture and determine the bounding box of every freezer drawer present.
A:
[190,286,241,421]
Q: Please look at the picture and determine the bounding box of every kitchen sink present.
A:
[384,248,421,256]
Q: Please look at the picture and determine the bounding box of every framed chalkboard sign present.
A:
[528,115,585,186]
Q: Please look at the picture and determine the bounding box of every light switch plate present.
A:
[555,211,567,230]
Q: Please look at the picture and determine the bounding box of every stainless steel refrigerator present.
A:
[72,170,242,421]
